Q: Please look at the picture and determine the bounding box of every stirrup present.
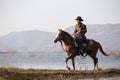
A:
[80,53,84,57]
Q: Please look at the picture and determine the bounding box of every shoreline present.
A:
[0,68,120,80]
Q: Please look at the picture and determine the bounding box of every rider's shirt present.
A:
[73,23,87,39]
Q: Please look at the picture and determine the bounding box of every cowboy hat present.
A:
[75,16,83,21]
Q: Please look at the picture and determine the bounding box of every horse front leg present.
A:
[71,58,75,70]
[65,55,73,70]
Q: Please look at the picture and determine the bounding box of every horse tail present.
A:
[97,42,109,56]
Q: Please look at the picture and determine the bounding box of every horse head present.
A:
[54,29,64,43]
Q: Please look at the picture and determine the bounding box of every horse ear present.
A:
[58,29,62,32]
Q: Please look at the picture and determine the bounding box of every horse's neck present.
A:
[62,37,74,47]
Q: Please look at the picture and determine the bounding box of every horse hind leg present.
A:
[89,52,98,70]
[93,57,98,70]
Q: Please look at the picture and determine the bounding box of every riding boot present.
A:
[79,43,84,56]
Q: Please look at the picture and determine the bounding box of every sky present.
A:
[0,0,120,36]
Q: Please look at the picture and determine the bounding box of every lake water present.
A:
[0,52,120,80]
[0,52,120,70]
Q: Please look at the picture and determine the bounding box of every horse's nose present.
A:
[54,39,57,43]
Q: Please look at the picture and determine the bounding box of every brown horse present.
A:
[54,29,108,70]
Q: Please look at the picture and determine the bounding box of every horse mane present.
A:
[62,30,73,39]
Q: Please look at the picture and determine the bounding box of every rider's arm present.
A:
[81,25,87,34]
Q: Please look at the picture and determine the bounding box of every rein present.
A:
[59,40,66,51]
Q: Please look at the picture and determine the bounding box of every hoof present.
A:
[66,66,71,70]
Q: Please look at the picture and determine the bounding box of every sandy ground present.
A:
[0,68,120,80]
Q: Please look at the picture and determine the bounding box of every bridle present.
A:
[59,40,66,51]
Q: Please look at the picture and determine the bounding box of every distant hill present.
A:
[0,30,61,52]
[66,24,120,51]
[0,24,120,52]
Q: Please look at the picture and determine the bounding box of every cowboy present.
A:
[73,16,87,55]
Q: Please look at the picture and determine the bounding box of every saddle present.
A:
[74,39,94,53]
